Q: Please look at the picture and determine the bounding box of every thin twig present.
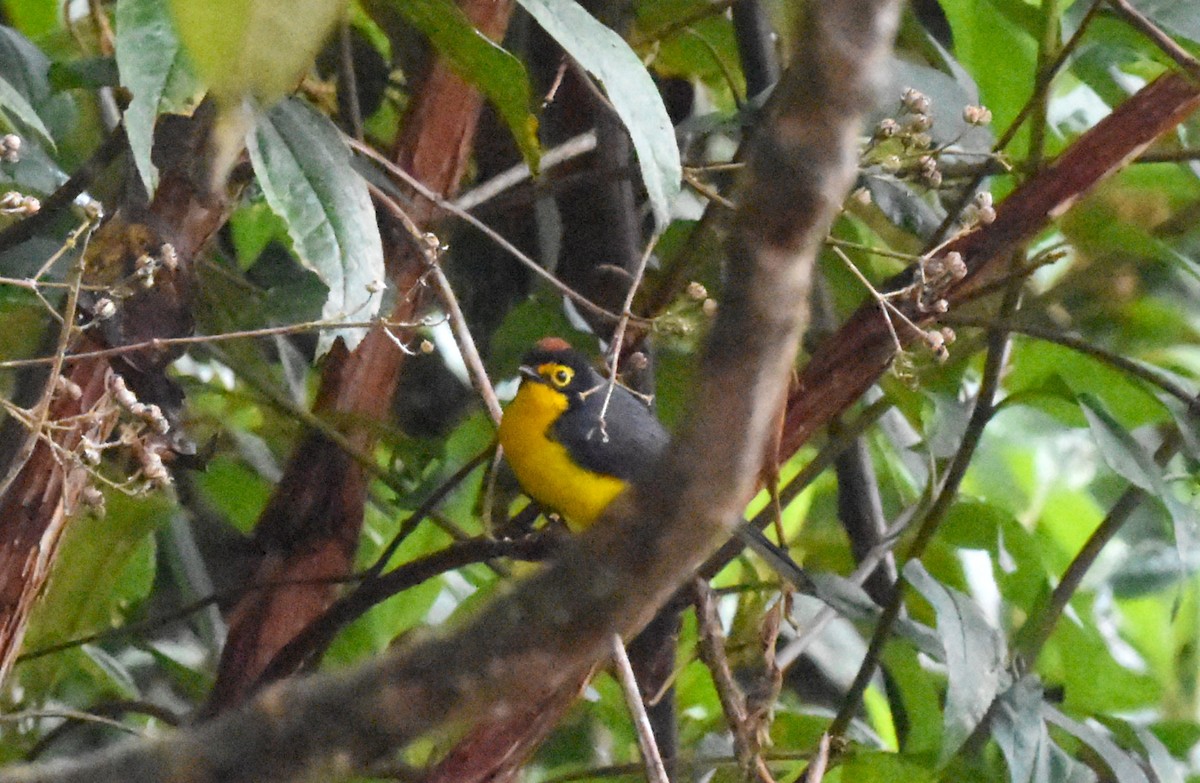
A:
[347,136,632,326]
[942,314,1199,412]
[1106,0,1200,81]
[0,708,141,737]
[367,182,503,424]
[828,257,1024,739]
[0,317,424,371]
[0,216,97,500]
[1016,429,1183,662]
[452,132,597,212]
[610,635,670,783]
[693,580,776,783]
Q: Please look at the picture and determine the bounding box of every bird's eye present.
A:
[551,367,573,387]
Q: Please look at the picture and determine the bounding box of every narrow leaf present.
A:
[905,561,1009,764]
[1043,705,1150,783]
[396,0,539,171]
[518,0,680,228]
[991,676,1060,783]
[247,98,384,355]
[0,73,52,147]
[116,0,204,196]
[1080,394,1200,584]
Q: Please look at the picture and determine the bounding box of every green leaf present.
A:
[247,98,385,355]
[116,0,204,196]
[20,493,167,696]
[1043,706,1149,783]
[938,0,1038,150]
[1079,394,1199,570]
[169,0,346,105]
[517,0,680,229]
[0,72,52,146]
[0,25,59,150]
[828,750,935,783]
[905,561,1009,764]
[991,677,1053,783]
[395,0,539,170]
[1122,0,1200,46]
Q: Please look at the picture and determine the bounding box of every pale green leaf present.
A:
[247,98,384,355]
[169,0,347,105]
[905,561,1009,764]
[117,0,204,196]
[518,0,680,228]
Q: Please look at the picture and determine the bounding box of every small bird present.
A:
[498,338,817,600]
[498,337,666,531]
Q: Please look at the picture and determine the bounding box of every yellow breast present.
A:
[498,380,627,531]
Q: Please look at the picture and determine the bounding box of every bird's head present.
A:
[517,337,601,401]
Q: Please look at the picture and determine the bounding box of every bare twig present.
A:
[693,581,776,783]
[1106,0,1200,81]
[610,636,670,783]
[349,137,630,326]
[452,132,597,213]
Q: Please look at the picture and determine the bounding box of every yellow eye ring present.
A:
[551,366,573,387]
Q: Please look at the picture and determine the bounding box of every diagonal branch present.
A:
[0,0,903,780]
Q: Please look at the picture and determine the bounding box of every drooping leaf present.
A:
[1135,726,1184,783]
[517,0,680,229]
[20,493,167,697]
[0,72,52,146]
[394,0,539,170]
[116,0,204,196]
[246,97,385,355]
[991,676,1065,783]
[1080,394,1200,576]
[169,0,346,106]
[905,561,1009,763]
[1043,705,1150,783]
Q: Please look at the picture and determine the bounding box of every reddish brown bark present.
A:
[780,72,1200,459]
[428,71,1200,782]
[204,0,517,711]
[0,115,232,685]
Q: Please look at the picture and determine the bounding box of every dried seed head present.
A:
[82,485,104,507]
[625,351,649,372]
[963,105,993,125]
[419,339,435,354]
[901,88,931,116]
[940,326,957,345]
[880,155,902,173]
[850,186,872,206]
[94,298,117,320]
[159,243,178,271]
[874,117,899,139]
[944,251,967,280]
[686,281,708,301]
[0,191,20,209]
[702,298,718,317]
[365,279,385,294]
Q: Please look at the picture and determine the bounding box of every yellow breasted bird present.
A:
[498,338,814,597]
[498,337,667,532]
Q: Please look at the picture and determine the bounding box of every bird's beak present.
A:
[518,365,540,382]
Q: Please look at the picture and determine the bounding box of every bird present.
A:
[498,339,875,633]
[497,337,667,532]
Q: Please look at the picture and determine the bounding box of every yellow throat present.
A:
[498,379,627,531]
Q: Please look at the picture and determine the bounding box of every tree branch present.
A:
[0,0,903,780]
